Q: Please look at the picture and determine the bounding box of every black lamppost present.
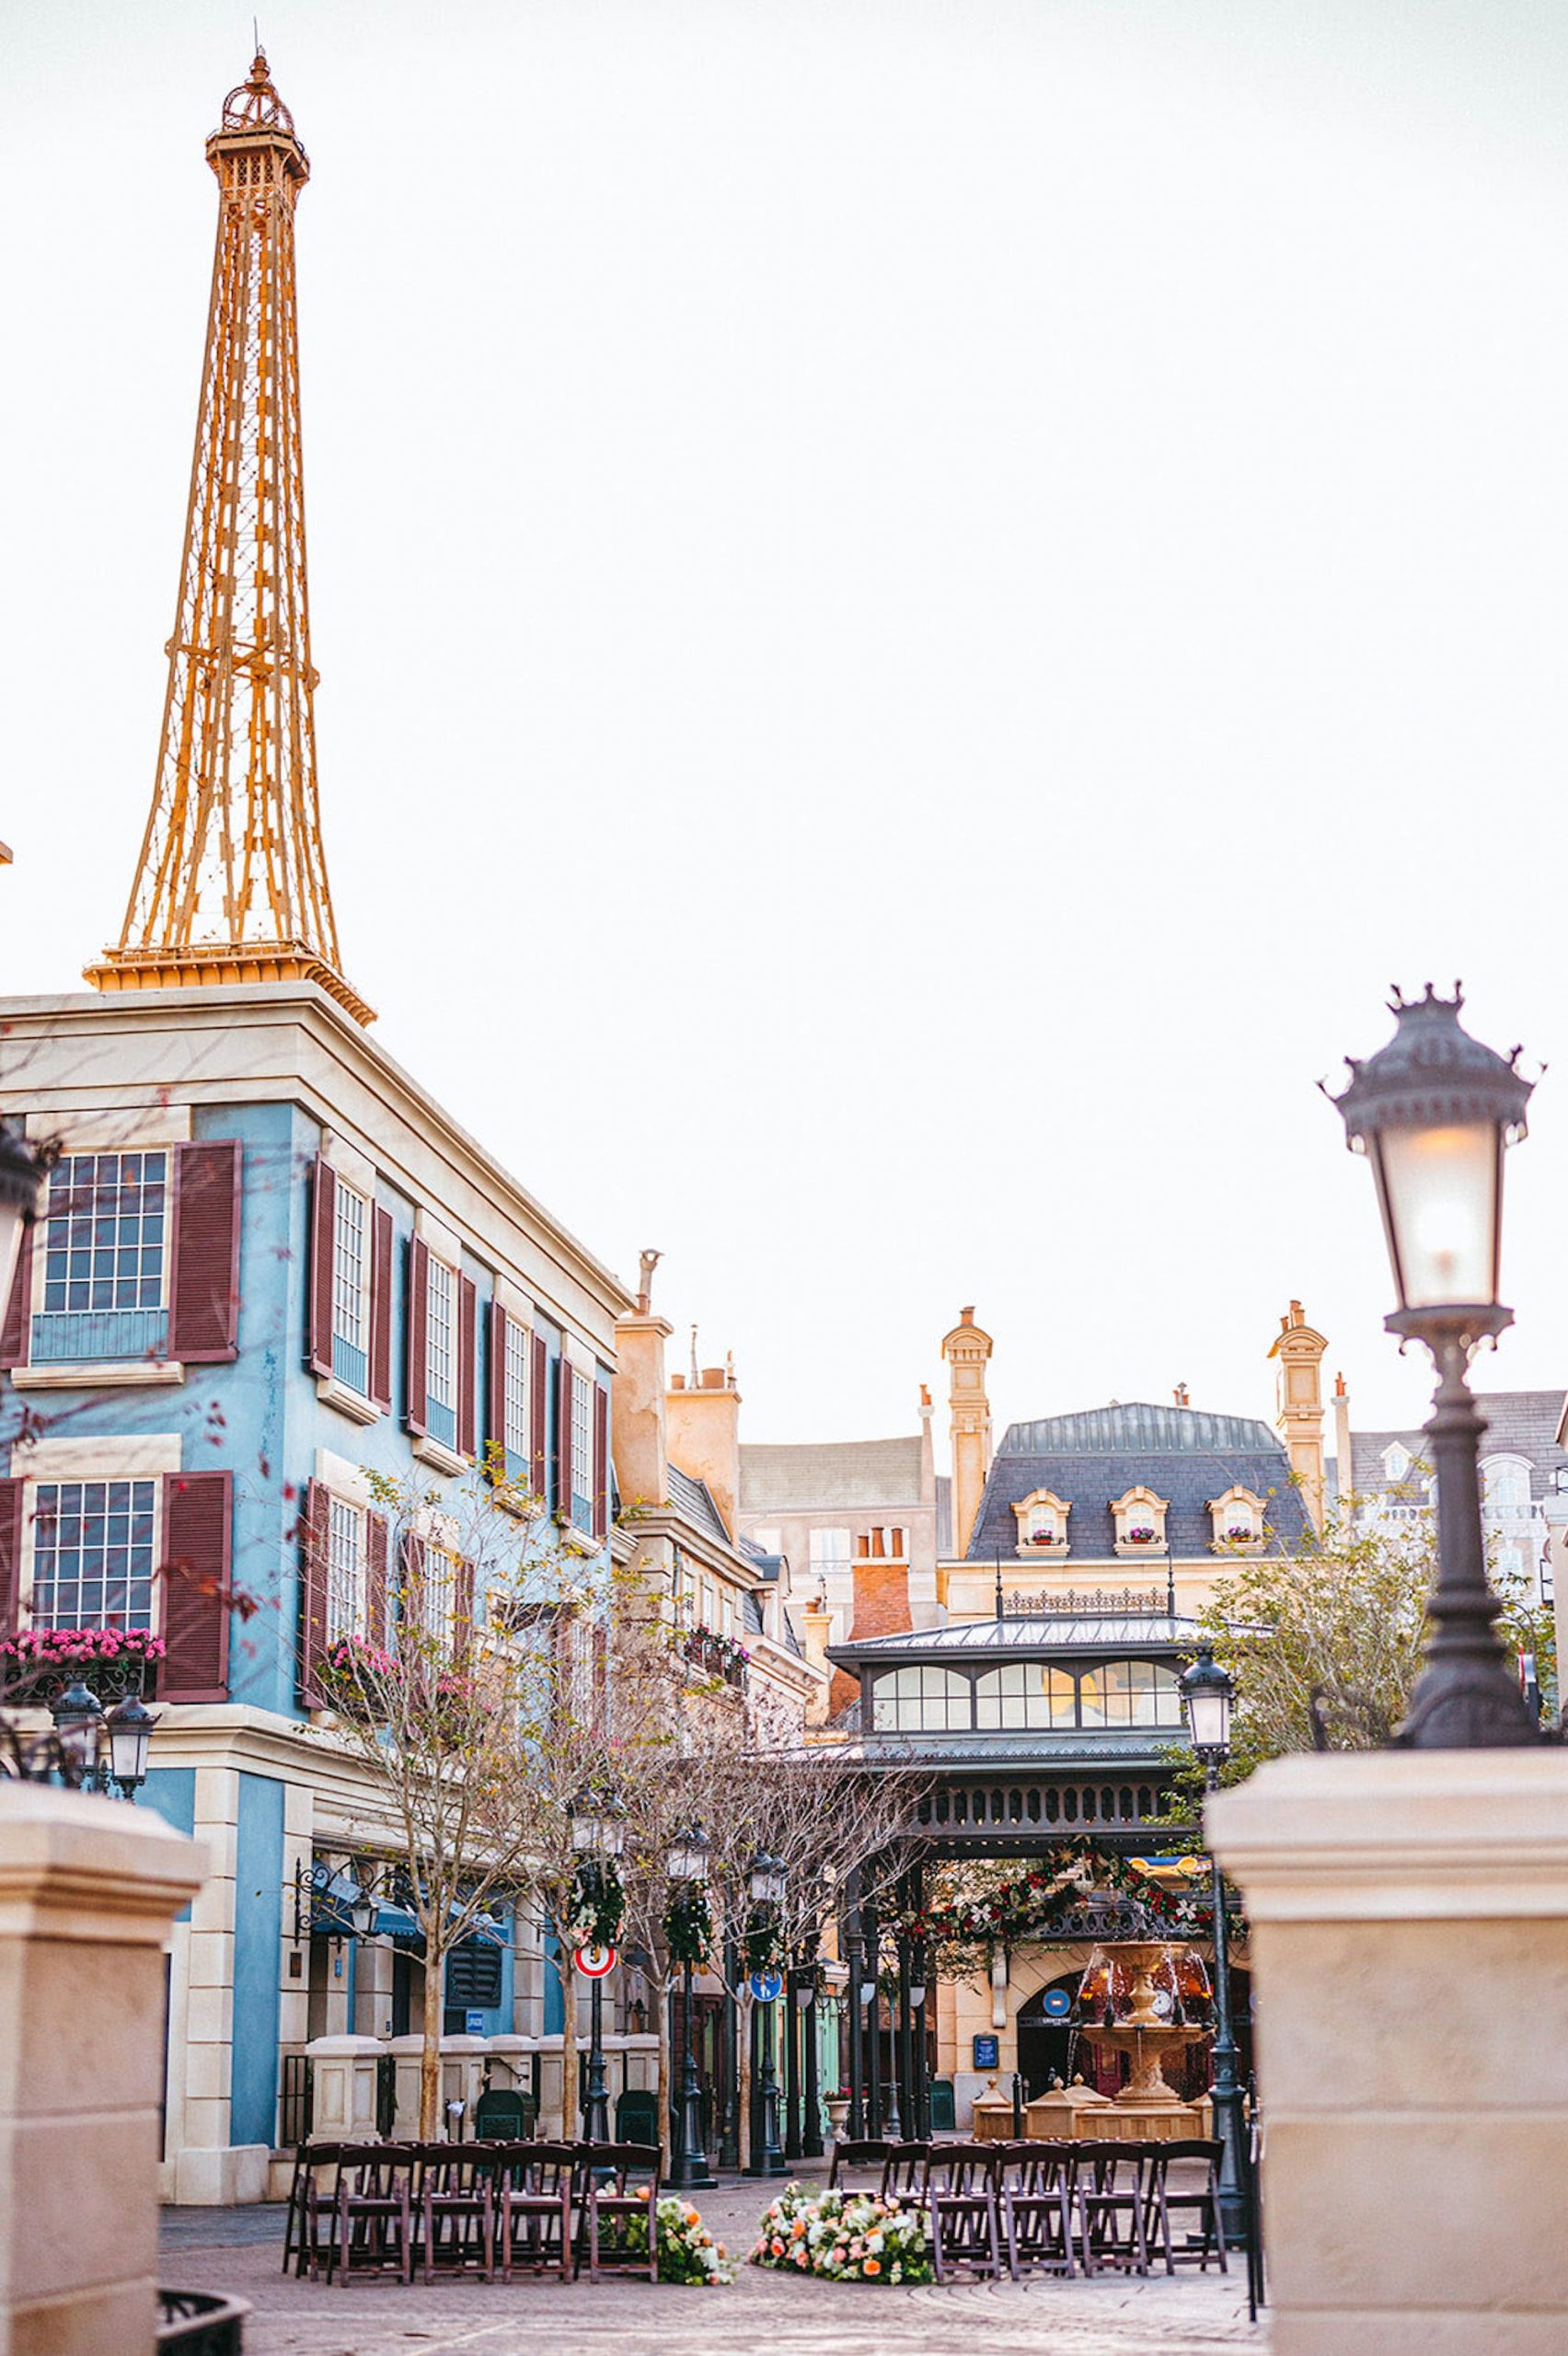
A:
[1181,1644,1248,2249]
[908,1947,929,2140]
[845,1927,866,2136]
[104,1692,156,1798]
[798,1958,824,2158]
[569,1784,626,2142]
[667,1822,715,2189]
[1331,984,1541,1747]
[745,1848,787,2175]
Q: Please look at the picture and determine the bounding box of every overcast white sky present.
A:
[4,2,1566,1456]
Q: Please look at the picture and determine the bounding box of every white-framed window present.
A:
[975,1662,1078,1729]
[1382,1443,1412,1483]
[425,1258,456,1445]
[1482,1460,1530,1517]
[1540,1545,1556,1607]
[570,1369,593,1530]
[326,1496,365,1643]
[29,1478,160,1631]
[809,1528,851,1577]
[36,1151,169,1363]
[870,1665,971,1734]
[331,1184,370,1393]
[502,1317,531,1465]
[423,1545,456,1647]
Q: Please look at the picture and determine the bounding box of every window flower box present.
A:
[0,1626,165,1704]
[1124,1528,1159,1546]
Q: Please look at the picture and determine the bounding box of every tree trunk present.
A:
[655,1972,671,2165]
[560,1962,578,2139]
[737,1986,754,2162]
[421,1946,444,2140]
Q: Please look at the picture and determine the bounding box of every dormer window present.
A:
[1111,1486,1169,1556]
[1207,1485,1267,1553]
[1383,1443,1412,1483]
[1011,1489,1070,1557]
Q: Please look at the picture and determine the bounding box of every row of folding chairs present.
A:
[827,2136,1228,2282]
[283,2141,661,2286]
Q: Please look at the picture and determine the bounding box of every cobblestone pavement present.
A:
[163,2178,1266,2355]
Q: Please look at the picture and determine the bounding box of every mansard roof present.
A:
[966,1401,1309,1562]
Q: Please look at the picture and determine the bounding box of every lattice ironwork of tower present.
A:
[86,53,373,1025]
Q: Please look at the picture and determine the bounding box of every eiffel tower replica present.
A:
[86,52,373,1025]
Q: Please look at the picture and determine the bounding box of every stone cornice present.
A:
[0,984,633,1351]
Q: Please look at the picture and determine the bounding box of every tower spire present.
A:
[86,52,373,1024]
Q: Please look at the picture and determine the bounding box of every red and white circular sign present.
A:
[574,1942,617,1979]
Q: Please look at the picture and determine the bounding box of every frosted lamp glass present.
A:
[1377,1121,1499,1310]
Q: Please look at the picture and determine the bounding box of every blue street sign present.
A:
[749,1969,784,2004]
[1043,1987,1072,2019]
[972,2034,999,2069]
[465,2009,487,2035]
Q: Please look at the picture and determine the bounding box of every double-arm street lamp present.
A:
[667,1821,716,2189]
[48,1680,157,1799]
[1331,985,1541,1747]
[569,1784,627,2142]
[1180,1644,1248,2249]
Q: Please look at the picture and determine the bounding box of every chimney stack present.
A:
[666,1356,743,1539]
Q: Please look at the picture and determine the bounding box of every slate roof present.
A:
[966,1402,1308,1562]
[667,1463,729,1544]
[739,1435,927,1511]
[1349,1390,1568,1502]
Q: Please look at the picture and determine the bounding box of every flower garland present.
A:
[664,1881,713,1968]
[752,2185,931,2285]
[894,1842,1204,1951]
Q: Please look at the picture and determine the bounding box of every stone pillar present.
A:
[1208,1750,1568,2355]
[0,1785,205,2356]
[352,1937,395,2038]
[389,2034,425,2138]
[305,2036,379,2142]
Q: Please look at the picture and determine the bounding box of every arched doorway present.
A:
[1016,1972,1083,2100]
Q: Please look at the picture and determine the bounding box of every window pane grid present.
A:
[571,1371,593,1524]
[30,1478,157,1632]
[326,1499,363,1643]
[502,1321,530,1461]
[426,1259,455,1410]
[42,1151,167,1316]
[332,1185,367,1352]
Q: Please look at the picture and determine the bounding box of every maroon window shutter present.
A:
[1,1220,32,1369]
[457,1275,478,1459]
[398,1531,427,1642]
[487,1300,508,1477]
[455,1556,475,1656]
[297,1479,329,1703]
[0,1478,22,1637]
[307,1155,336,1378]
[368,1206,394,1411]
[365,1510,389,1649]
[405,1237,429,1436]
[169,1140,242,1365]
[529,1332,548,1499]
[160,1471,233,1703]
[593,1383,609,1542]
[555,1354,574,1517]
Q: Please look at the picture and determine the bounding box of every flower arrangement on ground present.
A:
[616,2189,733,2284]
[751,2185,932,2285]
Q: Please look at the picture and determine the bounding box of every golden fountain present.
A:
[1074,1941,1212,2136]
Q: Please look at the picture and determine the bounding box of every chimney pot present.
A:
[670,1373,686,1392]
[700,1366,725,1391]
[960,1305,974,1323]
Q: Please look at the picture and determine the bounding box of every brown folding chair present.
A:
[923,2142,1001,2281]
[420,2143,497,2282]
[329,2147,421,2284]
[878,2140,930,2201]
[499,2141,577,2282]
[997,2140,1078,2280]
[1077,2140,1152,2276]
[828,2137,892,2189]
[282,2142,341,2279]
[574,2142,661,2282]
[1143,2138,1229,2273]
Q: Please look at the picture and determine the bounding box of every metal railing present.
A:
[157,2290,248,2353]
[279,2051,313,2146]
